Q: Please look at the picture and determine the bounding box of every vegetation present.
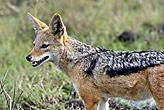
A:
[0,0,164,109]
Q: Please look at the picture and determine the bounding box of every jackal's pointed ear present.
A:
[28,13,48,33]
[49,13,67,44]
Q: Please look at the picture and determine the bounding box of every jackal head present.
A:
[26,13,67,67]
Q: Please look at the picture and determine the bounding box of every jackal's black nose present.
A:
[26,55,32,62]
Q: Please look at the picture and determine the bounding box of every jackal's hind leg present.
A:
[148,72,164,110]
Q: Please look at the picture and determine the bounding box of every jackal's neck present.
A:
[58,36,96,75]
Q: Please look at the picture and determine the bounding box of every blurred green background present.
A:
[0,0,164,109]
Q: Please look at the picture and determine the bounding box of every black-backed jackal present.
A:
[26,13,164,110]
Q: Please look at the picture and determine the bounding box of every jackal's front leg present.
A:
[82,94,109,110]
[96,97,109,110]
[73,77,100,110]
[79,82,100,110]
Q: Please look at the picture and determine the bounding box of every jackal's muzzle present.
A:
[26,55,49,67]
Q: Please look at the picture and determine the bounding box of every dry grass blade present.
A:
[13,90,23,109]
[11,82,16,109]
[0,70,10,109]
[3,89,12,110]
[1,86,10,109]
[0,70,24,110]
[0,69,9,92]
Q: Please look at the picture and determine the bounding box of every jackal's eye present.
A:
[41,44,49,48]
[33,43,35,46]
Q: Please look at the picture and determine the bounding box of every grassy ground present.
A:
[0,0,164,109]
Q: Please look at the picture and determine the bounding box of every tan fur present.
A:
[70,62,100,110]
[147,65,164,110]
[26,13,164,110]
[28,13,48,30]
[49,14,68,45]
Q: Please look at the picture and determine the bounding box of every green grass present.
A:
[0,0,164,109]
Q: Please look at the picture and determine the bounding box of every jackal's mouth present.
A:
[32,56,49,67]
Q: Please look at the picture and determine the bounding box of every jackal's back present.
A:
[84,48,164,77]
